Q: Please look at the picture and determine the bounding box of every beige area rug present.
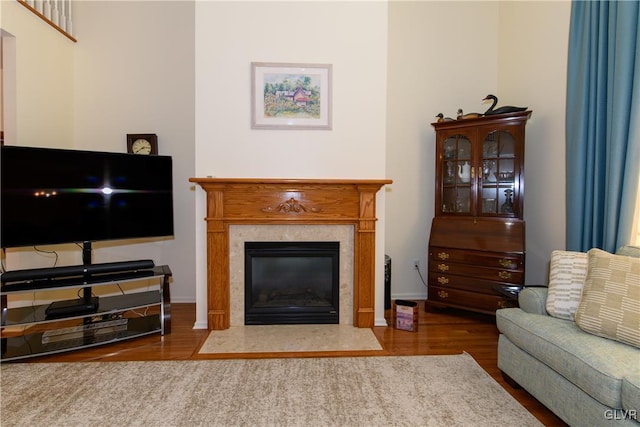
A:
[198,324,383,354]
[1,353,542,427]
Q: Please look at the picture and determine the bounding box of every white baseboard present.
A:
[169,297,196,304]
[375,316,389,327]
[391,292,427,301]
[192,320,208,330]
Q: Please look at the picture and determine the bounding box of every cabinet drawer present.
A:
[430,247,523,270]
[428,285,516,312]
[428,263,523,284]
[428,273,519,295]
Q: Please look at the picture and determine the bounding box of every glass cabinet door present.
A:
[441,134,472,214]
[480,130,517,216]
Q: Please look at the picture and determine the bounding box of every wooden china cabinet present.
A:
[427,110,532,315]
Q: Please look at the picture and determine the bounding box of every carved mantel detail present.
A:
[189,177,392,330]
[261,197,321,214]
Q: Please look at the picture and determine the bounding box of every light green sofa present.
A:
[496,246,640,426]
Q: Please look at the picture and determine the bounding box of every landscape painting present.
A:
[251,62,332,130]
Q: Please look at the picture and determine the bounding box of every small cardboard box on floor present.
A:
[392,300,418,332]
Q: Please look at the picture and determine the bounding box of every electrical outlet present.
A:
[412,259,420,270]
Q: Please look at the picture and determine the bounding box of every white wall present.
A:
[72,1,196,303]
[2,0,573,320]
[194,1,389,327]
[386,1,500,299]
[1,1,197,304]
[498,1,570,285]
[0,0,74,149]
[1,0,77,271]
[385,1,571,301]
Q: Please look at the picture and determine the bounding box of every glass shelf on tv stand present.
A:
[0,265,171,362]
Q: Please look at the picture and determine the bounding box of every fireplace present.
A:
[244,241,340,324]
[188,178,392,330]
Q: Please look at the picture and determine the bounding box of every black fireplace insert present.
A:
[244,241,340,325]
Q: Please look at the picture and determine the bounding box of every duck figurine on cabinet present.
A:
[483,95,527,115]
[435,113,455,122]
[458,161,471,183]
[456,108,482,120]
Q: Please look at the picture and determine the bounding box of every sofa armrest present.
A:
[518,287,549,315]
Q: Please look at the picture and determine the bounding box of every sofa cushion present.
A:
[496,307,640,409]
[546,250,588,320]
[622,375,640,415]
[575,248,640,348]
[519,287,549,315]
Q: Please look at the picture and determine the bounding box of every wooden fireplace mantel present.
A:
[189,177,392,330]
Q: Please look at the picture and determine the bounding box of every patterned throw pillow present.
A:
[546,250,588,320]
[575,248,640,348]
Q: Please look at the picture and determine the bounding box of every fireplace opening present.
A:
[244,241,340,325]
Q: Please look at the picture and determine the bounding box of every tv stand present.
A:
[0,265,171,362]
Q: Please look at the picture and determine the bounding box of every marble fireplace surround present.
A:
[189,178,392,330]
[229,224,353,326]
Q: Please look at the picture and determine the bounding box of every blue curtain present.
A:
[566,0,640,252]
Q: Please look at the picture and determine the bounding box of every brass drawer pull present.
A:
[437,276,449,285]
[438,290,449,299]
[437,263,449,272]
[437,252,450,260]
[498,271,512,280]
[498,259,512,268]
[498,300,509,309]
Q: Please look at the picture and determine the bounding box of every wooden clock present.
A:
[127,133,158,155]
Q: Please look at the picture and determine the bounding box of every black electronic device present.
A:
[45,296,99,319]
[0,145,174,249]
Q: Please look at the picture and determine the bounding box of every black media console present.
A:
[0,264,171,362]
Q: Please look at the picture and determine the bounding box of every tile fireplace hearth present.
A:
[189,178,392,330]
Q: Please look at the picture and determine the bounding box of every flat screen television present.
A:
[1,145,174,249]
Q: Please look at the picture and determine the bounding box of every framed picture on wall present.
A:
[251,62,332,130]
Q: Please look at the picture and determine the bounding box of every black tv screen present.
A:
[1,145,174,248]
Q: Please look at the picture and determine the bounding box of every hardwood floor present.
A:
[18,302,567,426]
